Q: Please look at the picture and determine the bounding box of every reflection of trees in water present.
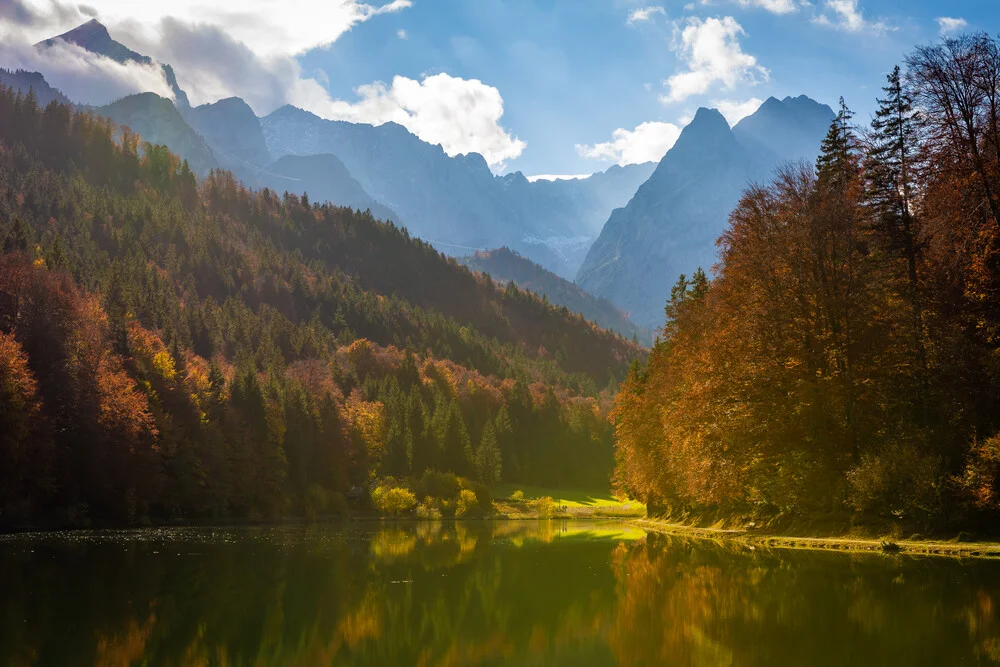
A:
[5,527,1000,665]
[0,524,613,665]
[609,534,1000,666]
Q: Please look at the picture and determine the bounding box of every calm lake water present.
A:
[1,521,1000,666]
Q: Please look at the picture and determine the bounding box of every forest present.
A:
[614,33,1000,534]
[0,84,643,529]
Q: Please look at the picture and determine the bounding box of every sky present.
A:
[0,0,996,177]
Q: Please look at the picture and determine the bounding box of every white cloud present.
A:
[813,0,890,34]
[577,121,682,166]
[627,6,665,25]
[2,1,528,172]
[936,17,967,35]
[0,27,173,105]
[712,97,762,124]
[735,0,798,13]
[660,16,768,104]
[2,1,415,111]
[526,174,592,182]
[309,73,525,170]
[12,0,412,56]
[397,28,407,39]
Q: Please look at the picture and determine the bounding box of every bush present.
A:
[416,500,442,520]
[510,489,525,502]
[417,470,461,501]
[372,486,418,517]
[959,434,1000,511]
[327,492,348,515]
[846,442,941,521]
[531,496,557,518]
[472,482,492,512]
[455,489,480,518]
[304,485,327,522]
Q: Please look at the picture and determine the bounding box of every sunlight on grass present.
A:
[492,484,645,509]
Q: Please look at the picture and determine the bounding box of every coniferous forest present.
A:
[0,84,643,529]
[614,35,1000,534]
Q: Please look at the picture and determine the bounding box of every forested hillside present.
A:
[0,86,641,528]
[460,247,651,344]
[614,35,1000,534]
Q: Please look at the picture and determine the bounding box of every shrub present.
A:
[846,442,940,520]
[417,470,461,501]
[455,489,480,518]
[416,501,442,520]
[304,485,327,522]
[959,434,1000,510]
[531,496,557,518]
[510,489,525,502]
[373,486,417,517]
[472,483,492,512]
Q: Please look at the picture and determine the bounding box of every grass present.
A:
[491,484,646,519]
[634,518,1000,559]
[492,484,640,508]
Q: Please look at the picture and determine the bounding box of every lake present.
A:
[2,521,999,666]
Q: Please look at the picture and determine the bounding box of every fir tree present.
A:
[816,97,857,188]
[475,422,502,484]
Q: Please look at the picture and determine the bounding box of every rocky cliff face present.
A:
[576,97,834,328]
[38,19,190,107]
[190,97,271,170]
[259,153,400,224]
[262,104,653,278]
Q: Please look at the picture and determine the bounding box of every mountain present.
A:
[0,68,72,107]
[732,95,838,165]
[496,164,655,277]
[25,20,652,281]
[262,106,530,251]
[577,97,835,328]
[95,92,217,174]
[37,19,190,107]
[262,105,652,278]
[460,247,652,345]
[260,153,400,223]
[189,97,271,170]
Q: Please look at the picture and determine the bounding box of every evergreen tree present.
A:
[865,65,927,376]
[475,422,502,484]
[816,97,857,188]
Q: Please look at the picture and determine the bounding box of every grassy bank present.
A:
[491,485,646,519]
[634,518,1000,559]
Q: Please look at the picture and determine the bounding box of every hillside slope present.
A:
[0,86,641,527]
[460,248,651,344]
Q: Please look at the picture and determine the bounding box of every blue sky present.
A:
[297,0,993,175]
[4,0,997,176]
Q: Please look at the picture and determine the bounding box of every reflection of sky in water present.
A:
[1,522,999,666]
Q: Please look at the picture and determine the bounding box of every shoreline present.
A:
[632,518,1000,559]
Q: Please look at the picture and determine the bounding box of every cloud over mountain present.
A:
[577,121,681,166]
[4,0,523,171]
[661,16,768,104]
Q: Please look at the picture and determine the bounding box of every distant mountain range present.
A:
[15,19,652,280]
[577,96,835,328]
[2,18,836,335]
[459,247,651,345]
[261,105,653,277]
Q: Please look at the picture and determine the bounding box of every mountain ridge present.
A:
[577,96,835,328]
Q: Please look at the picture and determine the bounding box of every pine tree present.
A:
[475,422,502,484]
[865,65,927,378]
[816,97,857,188]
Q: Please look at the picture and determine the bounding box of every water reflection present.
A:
[1,523,999,665]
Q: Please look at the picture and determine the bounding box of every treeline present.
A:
[615,33,1000,533]
[460,247,652,344]
[0,85,630,528]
